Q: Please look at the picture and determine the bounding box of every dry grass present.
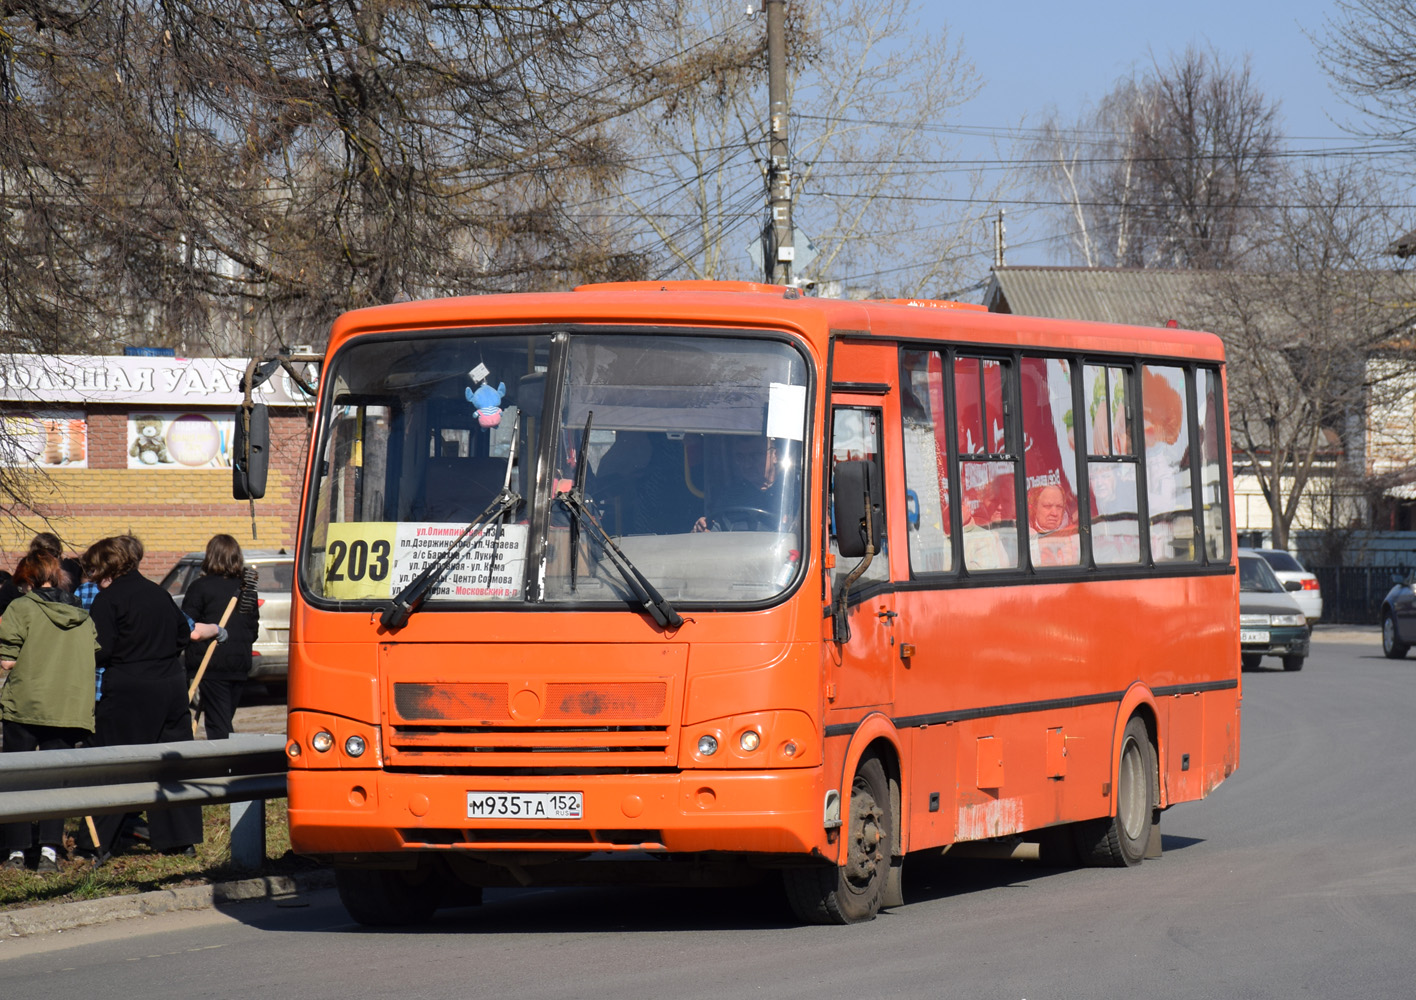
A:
[0,799,322,911]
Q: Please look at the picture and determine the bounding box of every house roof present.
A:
[984,265,1416,343]
[984,266,1213,327]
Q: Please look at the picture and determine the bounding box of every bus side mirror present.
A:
[833,460,882,559]
[233,403,270,500]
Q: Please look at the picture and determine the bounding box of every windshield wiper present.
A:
[556,412,682,630]
[380,416,522,631]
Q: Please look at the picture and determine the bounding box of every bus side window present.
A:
[1142,365,1195,562]
[901,350,951,573]
[955,356,1019,571]
[830,407,888,585]
[1021,356,1081,569]
[1084,364,1141,565]
[1197,368,1230,562]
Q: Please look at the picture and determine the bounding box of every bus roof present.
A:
[325,281,1225,362]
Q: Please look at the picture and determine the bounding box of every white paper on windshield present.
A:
[767,382,807,442]
[390,522,527,600]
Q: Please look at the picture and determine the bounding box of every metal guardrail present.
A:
[0,733,288,869]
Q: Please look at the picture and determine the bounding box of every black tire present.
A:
[335,866,439,927]
[1074,716,1155,868]
[1282,653,1305,672]
[1034,824,1082,867]
[1383,612,1410,660]
[784,755,893,924]
[1241,653,1262,671]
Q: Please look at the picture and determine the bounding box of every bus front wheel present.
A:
[784,755,893,924]
[1074,716,1155,868]
[335,865,439,927]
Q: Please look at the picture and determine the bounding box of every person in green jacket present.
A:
[0,550,100,873]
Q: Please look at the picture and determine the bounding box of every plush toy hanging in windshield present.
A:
[465,362,506,428]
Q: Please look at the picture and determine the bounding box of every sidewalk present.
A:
[0,870,334,939]
[1309,623,1381,645]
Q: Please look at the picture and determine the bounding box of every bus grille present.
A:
[387,680,677,768]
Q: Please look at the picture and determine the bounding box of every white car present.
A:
[1242,547,1322,622]
[160,549,293,683]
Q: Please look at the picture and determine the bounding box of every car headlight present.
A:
[1270,613,1307,627]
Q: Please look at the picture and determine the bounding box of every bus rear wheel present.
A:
[1074,716,1155,868]
[784,755,893,924]
[335,865,439,927]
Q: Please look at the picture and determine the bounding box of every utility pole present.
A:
[765,0,792,285]
[993,208,1007,268]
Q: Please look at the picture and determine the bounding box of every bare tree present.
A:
[610,0,1001,297]
[0,1,675,360]
[1316,0,1416,141]
[1202,163,1408,549]
[1031,47,1285,270]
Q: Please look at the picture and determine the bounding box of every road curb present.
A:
[1310,625,1380,645]
[0,869,334,939]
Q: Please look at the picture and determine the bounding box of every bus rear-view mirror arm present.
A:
[831,460,882,644]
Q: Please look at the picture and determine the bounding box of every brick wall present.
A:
[1,405,311,581]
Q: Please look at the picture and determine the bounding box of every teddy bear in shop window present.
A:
[129,414,173,464]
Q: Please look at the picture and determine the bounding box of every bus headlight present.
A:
[344,735,367,757]
[682,710,818,768]
[311,731,334,753]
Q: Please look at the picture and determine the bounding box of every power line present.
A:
[808,189,1416,211]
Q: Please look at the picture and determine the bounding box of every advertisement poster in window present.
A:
[126,412,234,469]
[1,411,88,468]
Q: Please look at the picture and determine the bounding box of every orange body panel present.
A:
[284,283,1241,874]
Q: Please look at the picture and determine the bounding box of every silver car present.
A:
[1239,552,1310,672]
[160,549,293,682]
[1240,547,1323,622]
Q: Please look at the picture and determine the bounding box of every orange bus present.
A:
[246,281,1240,925]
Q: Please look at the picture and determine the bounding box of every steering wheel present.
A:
[706,505,777,531]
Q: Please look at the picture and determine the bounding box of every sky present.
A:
[920,0,1375,271]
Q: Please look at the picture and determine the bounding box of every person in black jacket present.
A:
[182,535,259,740]
[79,535,204,859]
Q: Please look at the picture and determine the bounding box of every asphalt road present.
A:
[3,628,1412,1000]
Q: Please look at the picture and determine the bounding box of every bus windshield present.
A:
[302,329,810,610]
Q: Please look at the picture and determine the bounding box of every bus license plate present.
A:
[466,791,583,820]
[1240,629,1268,644]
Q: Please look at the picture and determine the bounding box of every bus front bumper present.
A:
[287,767,830,858]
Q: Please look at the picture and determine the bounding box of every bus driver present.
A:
[693,435,782,532]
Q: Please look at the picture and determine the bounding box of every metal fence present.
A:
[1311,566,1407,624]
[0,734,287,869]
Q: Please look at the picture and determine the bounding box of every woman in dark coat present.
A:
[80,535,204,858]
[182,534,259,740]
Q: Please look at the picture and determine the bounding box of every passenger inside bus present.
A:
[961,491,1011,570]
[588,431,699,536]
[1027,483,1081,567]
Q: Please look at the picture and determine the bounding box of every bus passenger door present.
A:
[829,400,897,711]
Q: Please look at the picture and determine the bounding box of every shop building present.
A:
[0,354,312,579]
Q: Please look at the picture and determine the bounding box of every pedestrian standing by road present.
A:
[78,535,204,860]
[0,532,77,616]
[182,535,259,740]
[0,551,99,873]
